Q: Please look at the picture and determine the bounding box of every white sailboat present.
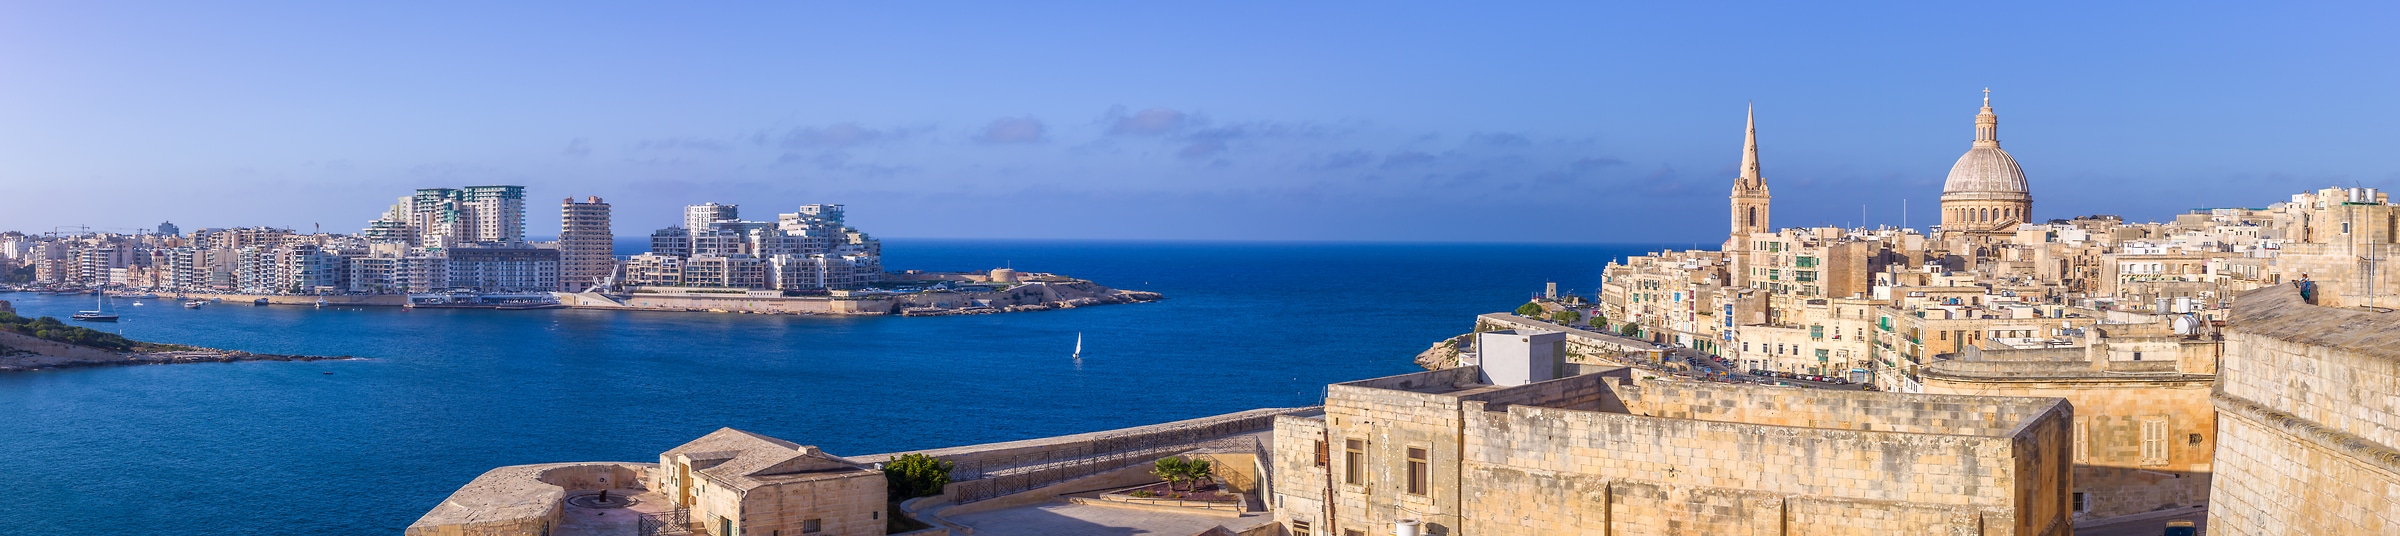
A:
[1073,332,1083,359]
[72,291,119,322]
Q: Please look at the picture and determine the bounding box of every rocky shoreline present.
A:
[0,330,352,372]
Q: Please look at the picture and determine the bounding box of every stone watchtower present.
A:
[1729,104,1773,244]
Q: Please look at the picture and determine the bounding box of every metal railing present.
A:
[637,507,691,536]
[946,419,1274,503]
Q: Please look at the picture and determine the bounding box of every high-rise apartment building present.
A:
[559,196,614,291]
[460,186,527,245]
[373,186,529,248]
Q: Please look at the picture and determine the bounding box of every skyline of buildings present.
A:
[0,186,887,296]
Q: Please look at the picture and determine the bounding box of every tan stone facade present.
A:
[657,428,886,536]
[1922,323,2219,524]
[1272,366,2073,536]
[2207,285,2400,534]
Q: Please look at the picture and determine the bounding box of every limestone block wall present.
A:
[1318,371,1479,534]
[2208,285,2400,534]
[1456,397,2070,536]
[1620,377,2056,436]
[741,472,888,536]
[1921,375,2215,522]
[1456,368,1623,412]
[1269,415,1330,531]
[2206,409,2400,534]
[407,462,659,536]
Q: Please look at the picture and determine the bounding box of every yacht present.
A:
[71,292,119,322]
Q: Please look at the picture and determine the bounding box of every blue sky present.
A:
[2,2,2394,242]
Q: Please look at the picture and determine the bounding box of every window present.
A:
[1346,530,1366,536]
[1344,439,1365,485]
[802,518,823,533]
[1406,447,1429,495]
[1291,521,1312,536]
[2132,351,2143,361]
[2073,418,2089,463]
[1313,440,1328,467]
[2072,492,2086,512]
[2141,417,2170,466]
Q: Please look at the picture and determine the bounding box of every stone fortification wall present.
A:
[1474,313,1646,359]
[1274,368,2070,536]
[1922,372,2215,523]
[1456,378,2073,536]
[1620,378,2060,437]
[1457,366,1628,412]
[406,462,655,536]
[2208,284,2400,534]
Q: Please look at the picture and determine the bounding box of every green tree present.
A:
[1549,310,1581,325]
[883,453,954,499]
[1617,323,1640,337]
[1513,302,1545,316]
[1152,456,1215,492]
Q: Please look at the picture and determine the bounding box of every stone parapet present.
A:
[405,462,654,536]
[2207,284,2400,534]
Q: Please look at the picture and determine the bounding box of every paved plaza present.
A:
[948,501,1276,536]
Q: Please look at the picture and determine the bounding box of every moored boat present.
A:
[71,292,119,322]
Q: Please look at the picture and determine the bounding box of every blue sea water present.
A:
[0,240,1660,534]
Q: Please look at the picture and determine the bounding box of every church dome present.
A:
[1942,146,2028,200]
[1940,91,2030,201]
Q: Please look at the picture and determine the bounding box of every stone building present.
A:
[2206,285,2400,533]
[2266,186,2400,308]
[411,427,885,536]
[1271,355,2074,535]
[657,428,886,536]
[1921,314,2218,525]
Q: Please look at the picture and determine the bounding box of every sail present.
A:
[1074,333,1083,357]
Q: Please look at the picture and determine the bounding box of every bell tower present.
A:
[1729,104,1772,243]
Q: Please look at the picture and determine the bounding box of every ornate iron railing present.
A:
[637,507,690,536]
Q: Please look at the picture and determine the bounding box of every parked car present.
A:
[2162,519,2198,536]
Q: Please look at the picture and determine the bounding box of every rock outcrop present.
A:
[0,330,349,372]
[1413,334,1470,371]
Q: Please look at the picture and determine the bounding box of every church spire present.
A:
[1975,88,2000,148]
[1729,103,1771,242]
[1739,102,1763,186]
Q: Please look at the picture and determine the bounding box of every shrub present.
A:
[1512,302,1545,316]
[883,453,953,499]
[1152,456,1214,492]
[0,312,142,351]
[1549,310,1581,325]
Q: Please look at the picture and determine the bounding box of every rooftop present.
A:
[662,427,878,491]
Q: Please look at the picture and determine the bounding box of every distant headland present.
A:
[0,300,350,372]
[0,189,1161,317]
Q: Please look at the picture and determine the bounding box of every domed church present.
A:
[1939,89,2032,234]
